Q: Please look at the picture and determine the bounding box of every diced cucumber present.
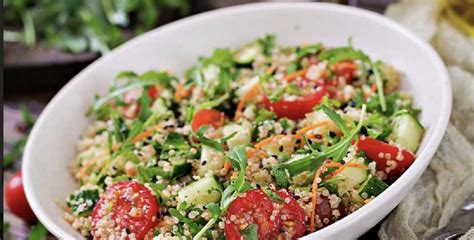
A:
[150,97,168,115]
[234,43,262,65]
[358,175,389,198]
[331,164,368,195]
[390,113,424,152]
[223,122,252,150]
[197,145,225,177]
[177,175,223,205]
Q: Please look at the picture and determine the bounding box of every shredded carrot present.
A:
[371,83,377,92]
[234,83,260,121]
[131,123,164,143]
[310,162,343,232]
[175,82,185,102]
[254,134,286,149]
[284,67,309,82]
[157,218,174,228]
[295,121,330,135]
[77,153,109,177]
[230,171,238,179]
[223,160,232,172]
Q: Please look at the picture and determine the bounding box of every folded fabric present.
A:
[380,0,474,239]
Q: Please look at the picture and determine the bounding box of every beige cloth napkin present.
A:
[378,1,474,239]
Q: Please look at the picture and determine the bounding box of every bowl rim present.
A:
[23,2,452,239]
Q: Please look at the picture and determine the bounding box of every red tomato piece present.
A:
[225,189,278,240]
[5,170,37,223]
[275,191,306,239]
[225,189,307,240]
[191,109,225,132]
[314,195,346,229]
[262,86,329,120]
[147,85,160,99]
[91,181,160,239]
[356,136,416,180]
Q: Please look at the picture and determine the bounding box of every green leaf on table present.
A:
[28,223,47,240]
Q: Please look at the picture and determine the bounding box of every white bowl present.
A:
[23,2,451,239]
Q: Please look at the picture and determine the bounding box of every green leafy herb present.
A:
[277,104,367,176]
[297,44,322,58]
[241,224,258,240]
[371,61,387,112]
[4,1,190,54]
[319,47,370,66]
[66,188,100,216]
[169,208,202,235]
[257,34,276,56]
[28,222,47,240]
[196,125,224,152]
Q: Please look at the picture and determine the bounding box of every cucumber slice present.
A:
[390,113,424,152]
[358,175,389,198]
[330,165,368,195]
[177,175,222,205]
[197,145,225,177]
[223,122,252,150]
[234,43,262,65]
[150,97,168,115]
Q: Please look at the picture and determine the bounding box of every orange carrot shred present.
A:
[175,82,185,102]
[131,123,164,143]
[310,162,343,232]
[295,121,331,135]
[284,67,309,82]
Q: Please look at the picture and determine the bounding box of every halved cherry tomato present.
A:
[5,170,37,223]
[314,195,346,229]
[262,85,328,120]
[356,136,415,180]
[91,181,160,239]
[225,189,278,240]
[191,109,225,132]
[275,191,306,238]
[225,189,306,240]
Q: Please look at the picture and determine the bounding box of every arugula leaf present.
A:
[3,136,27,168]
[137,166,170,182]
[320,105,349,134]
[137,88,153,121]
[169,208,202,235]
[278,105,367,176]
[257,34,276,56]
[297,44,322,58]
[92,80,156,112]
[66,188,100,216]
[28,223,47,240]
[196,125,225,152]
[319,47,370,66]
[241,224,258,240]
[371,61,387,112]
[255,108,276,123]
[215,67,232,95]
[261,187,284,203]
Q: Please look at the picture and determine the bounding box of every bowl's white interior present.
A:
[23,3,451,239]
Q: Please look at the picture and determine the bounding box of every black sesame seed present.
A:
[295,139,301,144]
[125,228,131,234]
[112,166,117,170]
[279,146,284,152]
[259,162,264,168]
[202,161,207,166]
[294,195,301,200]
[272,155,278,159]
[329,131,337,138]
[349,101,356,107]
[256,184,261,188]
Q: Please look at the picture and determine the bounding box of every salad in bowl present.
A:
[63,35,424,239]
